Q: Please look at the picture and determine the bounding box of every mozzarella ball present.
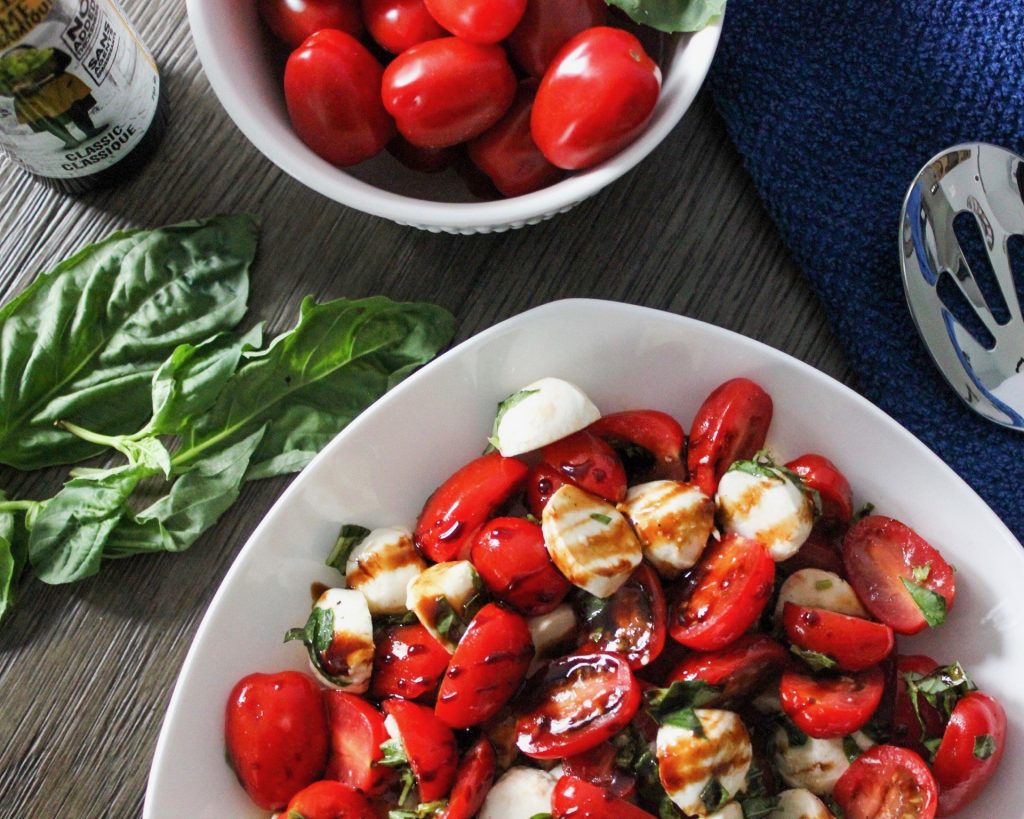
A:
[478,766,558,819]
[345,526,426,615]
[490,378,601,456]
[618,480,715,578]
[773,568,868,623]
[716,467,814,561]
[406,560,481,652]
[770,727,874,795]
[307,587,374,692]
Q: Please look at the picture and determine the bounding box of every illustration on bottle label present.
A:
[0,0,159,178]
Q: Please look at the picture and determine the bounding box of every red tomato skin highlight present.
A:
[323,691,394,795]
[932,691,1007,816]
[552,775,656,819]
[506,0,608,76]
[539,429,628,503]
[414,451,529,562]
[423,0,527,44]
[843,515,956,636]
[382,698,459,802]
[435,603,533,728]
[224,671,329,810]
[668,633,789,705]
[258,0,362,48]
[531,27,661,170]
[438,737,498,819]
[284,30,395,168]
[785,453,854,526]
[370,623,451,702]
[526,461,567,518]
[362,0,445,53]
[561,742,636,799]
[833,745,938,819]
[783,603,895,672]
[779,666,885,739]
[284,780,378,819]
[587,409,687,482]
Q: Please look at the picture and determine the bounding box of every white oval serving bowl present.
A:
[144,299,1024,817]
[186,2,721,233]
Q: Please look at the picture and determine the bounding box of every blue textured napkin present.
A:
[708,1,1024,541]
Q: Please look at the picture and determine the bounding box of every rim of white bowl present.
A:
[185,1,722,231]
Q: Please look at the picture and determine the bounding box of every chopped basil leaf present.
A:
[790,645,838,671]
[853,502,875,521]
[843,735,863,763]
[661,708,705,734]
[397,766,416,806]
[728,458,784,482]
[612,724,649,771]
[576,589,611,623]
[434,596,459,642]
[283,605,334,654]
[923,736,943,758]
[911,563,932,583]
[974,734,997,760]
[645,680,722,736]
[590,512,613,525]
[325,523,371,572]
[699,778,729,813]
[391,800,447,819]
[488,388,539,450]
[900,576,947,627]
[658,798,683,819]
[529,814,553,819]
[902,661,976,737]
[376,737,409,767]
[777,715,809,747]
[739,795,782,818]
[815,578,834,591]
[743,758,771,798]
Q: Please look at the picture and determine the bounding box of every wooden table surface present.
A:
[0,1,853,816]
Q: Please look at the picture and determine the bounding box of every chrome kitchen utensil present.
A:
[900,142,1024,430]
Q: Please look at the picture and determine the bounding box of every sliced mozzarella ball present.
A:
[490,377,601,456]
[768,788,835,818]
[773,568,868,623]
[345,526,426,615]
[716,467,814,561]
[406,559,481,652]
[770,728,874,795]
[308,588,374,692]
[542,484,642,598]
[526,604,578,675]
[657,709,752,817]
[706,804,745,819]
[478,766,557,819]
[618,480,714,578]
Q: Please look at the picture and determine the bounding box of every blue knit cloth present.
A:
[708,1,1024,541]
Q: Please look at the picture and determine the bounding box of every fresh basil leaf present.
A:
[645,680,721,735]
[923,736,943,758]
[326,524,372,573]
[791,645,838,671]
[900,576,947,627]
[528,814,553,819]
[902,662,976,731]
[285,605,335,653]
[699,778,729,813]
[0,494,28,623]
[487,388,539,450]
[604,0,725,32]
[727,458,782,481]
[843,735,863,763]
[0,215,256,470]
[28,464,151,583]
[120,437,173,478]
[973,734,996,760]
[739,795,781,818]
[390,804,447,819]
[376,737,410,768]
[173,296,454,481]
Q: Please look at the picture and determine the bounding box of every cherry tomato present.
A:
[531,27,661,170]
[777,524,845,577]
[668,634,789,705]
[577,562,666,669]
[382,698,458,802]
[515,652,641,759]
[539,429,627,503]
[932,691,1007,816]
[323,692,394,795]
[525,461,567,518]
[843,515,956,636]
[779,666,885,739]
[435,603,533,728]
[370,623,450,701]
[552,775,656,819]
[785,453,854,527]
[284,780,377,819]
[506,0,608,76]
[258,0,362,49]
[414,451,529,562]
[438,738,497,819]
[362,0,445,53]
[891,655,944,755]
[562,742,635,799]
[470,516,570,615]
[686,377,773,498]
[467,81,564,198]
[423,0,526,43]
[783,603,894,672]
[224,671,328,810]
[382,38,517,148]
[284,30,395,168]
[669,533,775,651]
[833,745,938,819]
[588,409,687,483]
[387,135,458,173]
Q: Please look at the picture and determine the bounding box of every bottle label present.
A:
[0,0,159,178]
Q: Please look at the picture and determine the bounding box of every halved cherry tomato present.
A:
[224,671,328,810]
[843,515,956,636]
[515,652,641,759]
[668,634,789,705]
[552,775,656,819]
[470,516,570,615]
[669,533,775,651]
[562,742,635,799]
[588,409,687,482]
[414,452,529,562]
[531,27,661,171]
[382,698,458,802]
[526,461,567,518]
[785,453,854,527]
[539,429,627,503]
[362,0,445,53]
[779,666,885,739]
[423,0,526,43]
[783,603,894,672]
[324,692,394,795]
[370,623,450,702]
[467,80,564,198]
[438,738,497,819]
[686,377,773,498]
[833,745,938,819]
[435,603,533,728]
[506,0,608,77]
[577,562,666,669]
[777,524,845,577]
[284,30,395,168]
[933,691,1007,816]
[284,780,377,819]
[891,655,944,755]
[258,0,362,48]
[381,38,517,148]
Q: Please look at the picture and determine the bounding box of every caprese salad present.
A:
[223,376,1007,819]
